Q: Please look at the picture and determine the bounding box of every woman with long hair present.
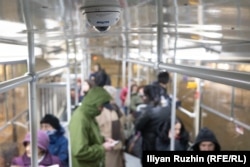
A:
[156,117,189,151]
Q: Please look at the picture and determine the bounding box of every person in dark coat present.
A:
[152,71,181,108]
[40,114,69,167]
[152,71,170,99]
[135,85,171,152]
[11,130,62,166]
[91,63,111,86]
[191,127,221,151]
[155,117,189,151]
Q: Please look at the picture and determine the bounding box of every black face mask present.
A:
[103,102,113,110]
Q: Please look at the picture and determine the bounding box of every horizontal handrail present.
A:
[0,75,32,94]
[36,65,68,78]
[0,64,70,93]
[37,82,67,88]
[0,110,28,132]
[201,104,250,131]
[126,58,250,90]
[178,107,195,118]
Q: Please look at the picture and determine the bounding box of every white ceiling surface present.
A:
[0,0,249,62]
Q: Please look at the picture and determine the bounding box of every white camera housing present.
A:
[81,6,121,32]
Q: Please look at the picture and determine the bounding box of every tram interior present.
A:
[0,0,250,166]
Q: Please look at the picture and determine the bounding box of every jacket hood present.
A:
[103,85,117,100]
[192,127,221,151]
[80,86,111,118]
[23,130,49,151]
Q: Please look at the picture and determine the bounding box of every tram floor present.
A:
[125,153,141,167]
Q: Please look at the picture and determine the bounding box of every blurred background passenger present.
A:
[80,79,95,102]
[91,63,111,86]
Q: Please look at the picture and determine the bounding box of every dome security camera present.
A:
[81,6,121,32]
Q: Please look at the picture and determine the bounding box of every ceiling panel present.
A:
[0,0,249,61]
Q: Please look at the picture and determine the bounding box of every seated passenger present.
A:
[11,130,61,166]
[40,114,69,167]
[191,127,221,151]
[156,117,189,151]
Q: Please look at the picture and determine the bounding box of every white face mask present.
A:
[46,129,56,135]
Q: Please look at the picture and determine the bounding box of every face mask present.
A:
[46,130,56,135]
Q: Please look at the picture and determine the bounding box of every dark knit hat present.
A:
[40,114,60,130]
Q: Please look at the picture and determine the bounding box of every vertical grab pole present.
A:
[170,0,179,151]
[194,0,204,136]
[230,64,235,118]
[73,41,79,105]
[122,53,127,88]
[157,0,163,65]
[121,1,131,116]
[81,39,88,84]
[21,0,38,166]
[194,66,201,136]
[66,40,72,123]
[66,40,73,167]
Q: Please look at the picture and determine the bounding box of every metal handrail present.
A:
[178,107,195,118]
[126,58,250,90]
[36,65,68,78]
[0,110,28,132]
[201,104,250,131]
[37,83,67,88]
[0,75,32,94]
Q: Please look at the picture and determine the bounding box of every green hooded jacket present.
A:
[69,87,111,167]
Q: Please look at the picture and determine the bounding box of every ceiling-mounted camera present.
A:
[81,6,121,32]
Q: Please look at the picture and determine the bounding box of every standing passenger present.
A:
[96,85,125,167]
[40,114,69,167]
[135,85,171,165]
[69,87,115,167]
[92,63,111,86]
[80,79,95,102]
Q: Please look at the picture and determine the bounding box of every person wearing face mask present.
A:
[69,86,115,167]
[11,130,61,167]
[40,114,69,167]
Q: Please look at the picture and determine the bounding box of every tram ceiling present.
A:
[0,0,250,60]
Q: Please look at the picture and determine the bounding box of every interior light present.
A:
[0,44,42,57]
[0,20,26,37]
[169,48,219,60]
[217,63,230,70]
[45,19,60,29]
